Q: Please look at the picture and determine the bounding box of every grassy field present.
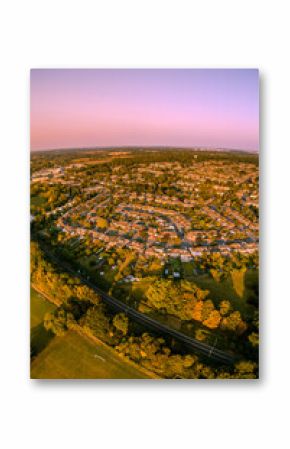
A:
[183,269,258,314]
[31,288,55,328]
[31,195,47,207]
[31,288,150,378]
[131,277,153,300]
[31,330,150,379]
[31,288,56,357]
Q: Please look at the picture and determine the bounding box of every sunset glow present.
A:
[30,69,259,151]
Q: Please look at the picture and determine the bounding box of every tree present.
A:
[203,310,221,329]
[192,301,203,321]
[145,279,210,321]
[113,313,129,336]
[248,331,259,347]
[234,360,257,378]
[210,269,223,282]
[195,329,208,341]
[221,311,247,334]
[219,300,231,316]
[44,310,70,336]
[96,217,108,229]
[201,299,215,321]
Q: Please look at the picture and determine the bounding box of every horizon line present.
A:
[31,145,259,154]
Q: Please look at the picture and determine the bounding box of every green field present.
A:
[31,195,47,207]
[31,330,150,379]
[31,288,56,357]
[31,288,56,328]
[182,268,258,314]
[31,288,150,379]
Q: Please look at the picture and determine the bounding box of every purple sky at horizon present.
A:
[30,69,259,151]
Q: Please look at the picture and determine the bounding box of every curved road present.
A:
[35,238,237,365]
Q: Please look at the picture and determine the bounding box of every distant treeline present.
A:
[31,148,259,173]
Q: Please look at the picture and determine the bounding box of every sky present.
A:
[30,69,259,151]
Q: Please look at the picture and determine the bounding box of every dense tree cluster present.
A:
[145,279,247,333]
[31,242,258,379]
[31,242,100,306]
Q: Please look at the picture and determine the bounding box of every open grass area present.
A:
[31,195,47,207]
[30,288,56,357]
[183,269,258,314]
[30,287,150,378]
[30,288,56,329]
[131,277,153,300]
[31,330,150,379]
[191,273,239,304]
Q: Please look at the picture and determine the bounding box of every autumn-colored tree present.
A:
[219,299,231,316]
[234,360,257,379]
[195,329,208,341]
[113,313,129,336]
[210,269,223,282]
[192,301,203,321]
[44,309,73,336]
[203,310,221,329]
[145,279,209,321]
[221,311,247,334]
[96,217,108,229]
[248,331,259,347]
[201,299,215,321]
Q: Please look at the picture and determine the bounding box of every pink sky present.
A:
[30,69,259,151]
